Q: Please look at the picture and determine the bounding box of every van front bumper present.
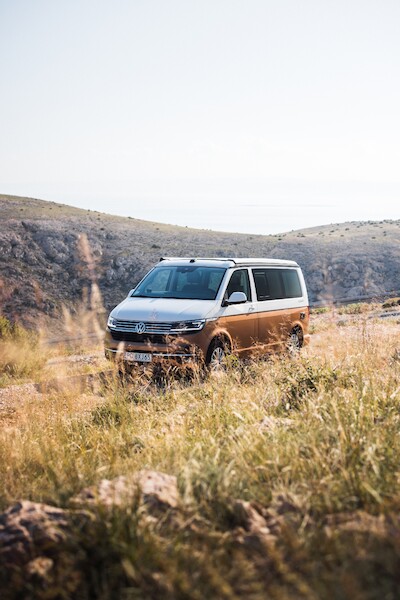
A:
[103,324,218,363]
[104,348,198,362]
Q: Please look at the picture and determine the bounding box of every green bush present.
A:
[382,297,400,309]
[338,303,370,315]
[311,306,329,314]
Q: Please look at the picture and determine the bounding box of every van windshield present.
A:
[131,266,226,300]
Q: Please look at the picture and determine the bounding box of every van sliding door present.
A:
[251,269,286,349]
[252,267,306,350]
[219,269,257,355]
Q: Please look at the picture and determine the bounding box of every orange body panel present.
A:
[104,305,310,361]
[255,306,309,350]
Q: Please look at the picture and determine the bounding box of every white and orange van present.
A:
[104,257,310,368]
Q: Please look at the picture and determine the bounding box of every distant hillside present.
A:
[1,194,399,327]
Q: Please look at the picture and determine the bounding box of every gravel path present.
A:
[0,383,42,417]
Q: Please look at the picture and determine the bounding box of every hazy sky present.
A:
[1,0,399,234]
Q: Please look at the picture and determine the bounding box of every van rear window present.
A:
[252,269,302,301]
[281,270,302,298]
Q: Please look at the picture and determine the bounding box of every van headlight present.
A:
[170,319,205,333]
[107,316,117,329]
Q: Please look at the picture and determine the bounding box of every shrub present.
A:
[382,297,400,309]
[0,316,45,384]
[277,357,356,410]
[0,316,29,340]
[338,303,370,315]
[311,306,329,315]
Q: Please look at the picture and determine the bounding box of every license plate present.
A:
[124,352,152,363]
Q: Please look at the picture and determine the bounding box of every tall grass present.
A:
[0,316,48,386]
[1,318,400,598]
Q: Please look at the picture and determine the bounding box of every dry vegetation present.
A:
[0,305,400,598]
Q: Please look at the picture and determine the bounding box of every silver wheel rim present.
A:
[288,332,301,354]
[210,346,225,369]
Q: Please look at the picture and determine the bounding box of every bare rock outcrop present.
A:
[2,195,400,327]
[324,510,389,538]
[233,500,270,534]
[231,500,280,552]
[6,473,395,599]
[71,469,179,513]
[0,501,90,598]
[0,471,179,598]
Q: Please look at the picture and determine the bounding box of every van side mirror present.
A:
[227,291,247,304]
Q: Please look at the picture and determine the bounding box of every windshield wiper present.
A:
[130,294,152,298]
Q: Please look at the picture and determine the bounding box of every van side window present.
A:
[281,269,302,298]
[253,270,270,300]
[253,269,283,300]
[265,270,283,299]
[226,269,251,301]
[253,268,302,300]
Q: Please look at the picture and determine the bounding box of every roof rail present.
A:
[160,256,238,264]
[158,257,299,267]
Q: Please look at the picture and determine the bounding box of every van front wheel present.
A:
[206,339,229,370]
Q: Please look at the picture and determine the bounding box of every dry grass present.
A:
[1,314,400,598]
[0,317,49,387]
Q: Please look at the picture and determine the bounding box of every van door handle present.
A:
[248,305,255,313]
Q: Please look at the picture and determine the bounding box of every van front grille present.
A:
[110,331,168,344]
[113,320,173,334]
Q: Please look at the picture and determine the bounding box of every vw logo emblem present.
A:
[135,322,146,334]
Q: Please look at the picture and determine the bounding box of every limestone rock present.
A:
[324,510,388,538]
[0,501,71,565]
[0,500,88,598]
[72,469,179,513]
[231,500,277,551]
[233,500,270,533]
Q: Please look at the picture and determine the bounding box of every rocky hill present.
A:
[1,194,399,328]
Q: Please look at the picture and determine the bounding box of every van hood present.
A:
[111,297,217,322]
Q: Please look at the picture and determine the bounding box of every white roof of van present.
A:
[158,257,299,268]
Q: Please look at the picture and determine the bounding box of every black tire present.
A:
[287,328,303,355]
[206,338,229,370]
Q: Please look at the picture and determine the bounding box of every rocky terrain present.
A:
[1,194,399,328]
[2,469,392,599]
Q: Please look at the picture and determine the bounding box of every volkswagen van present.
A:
[104,257,310,367]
